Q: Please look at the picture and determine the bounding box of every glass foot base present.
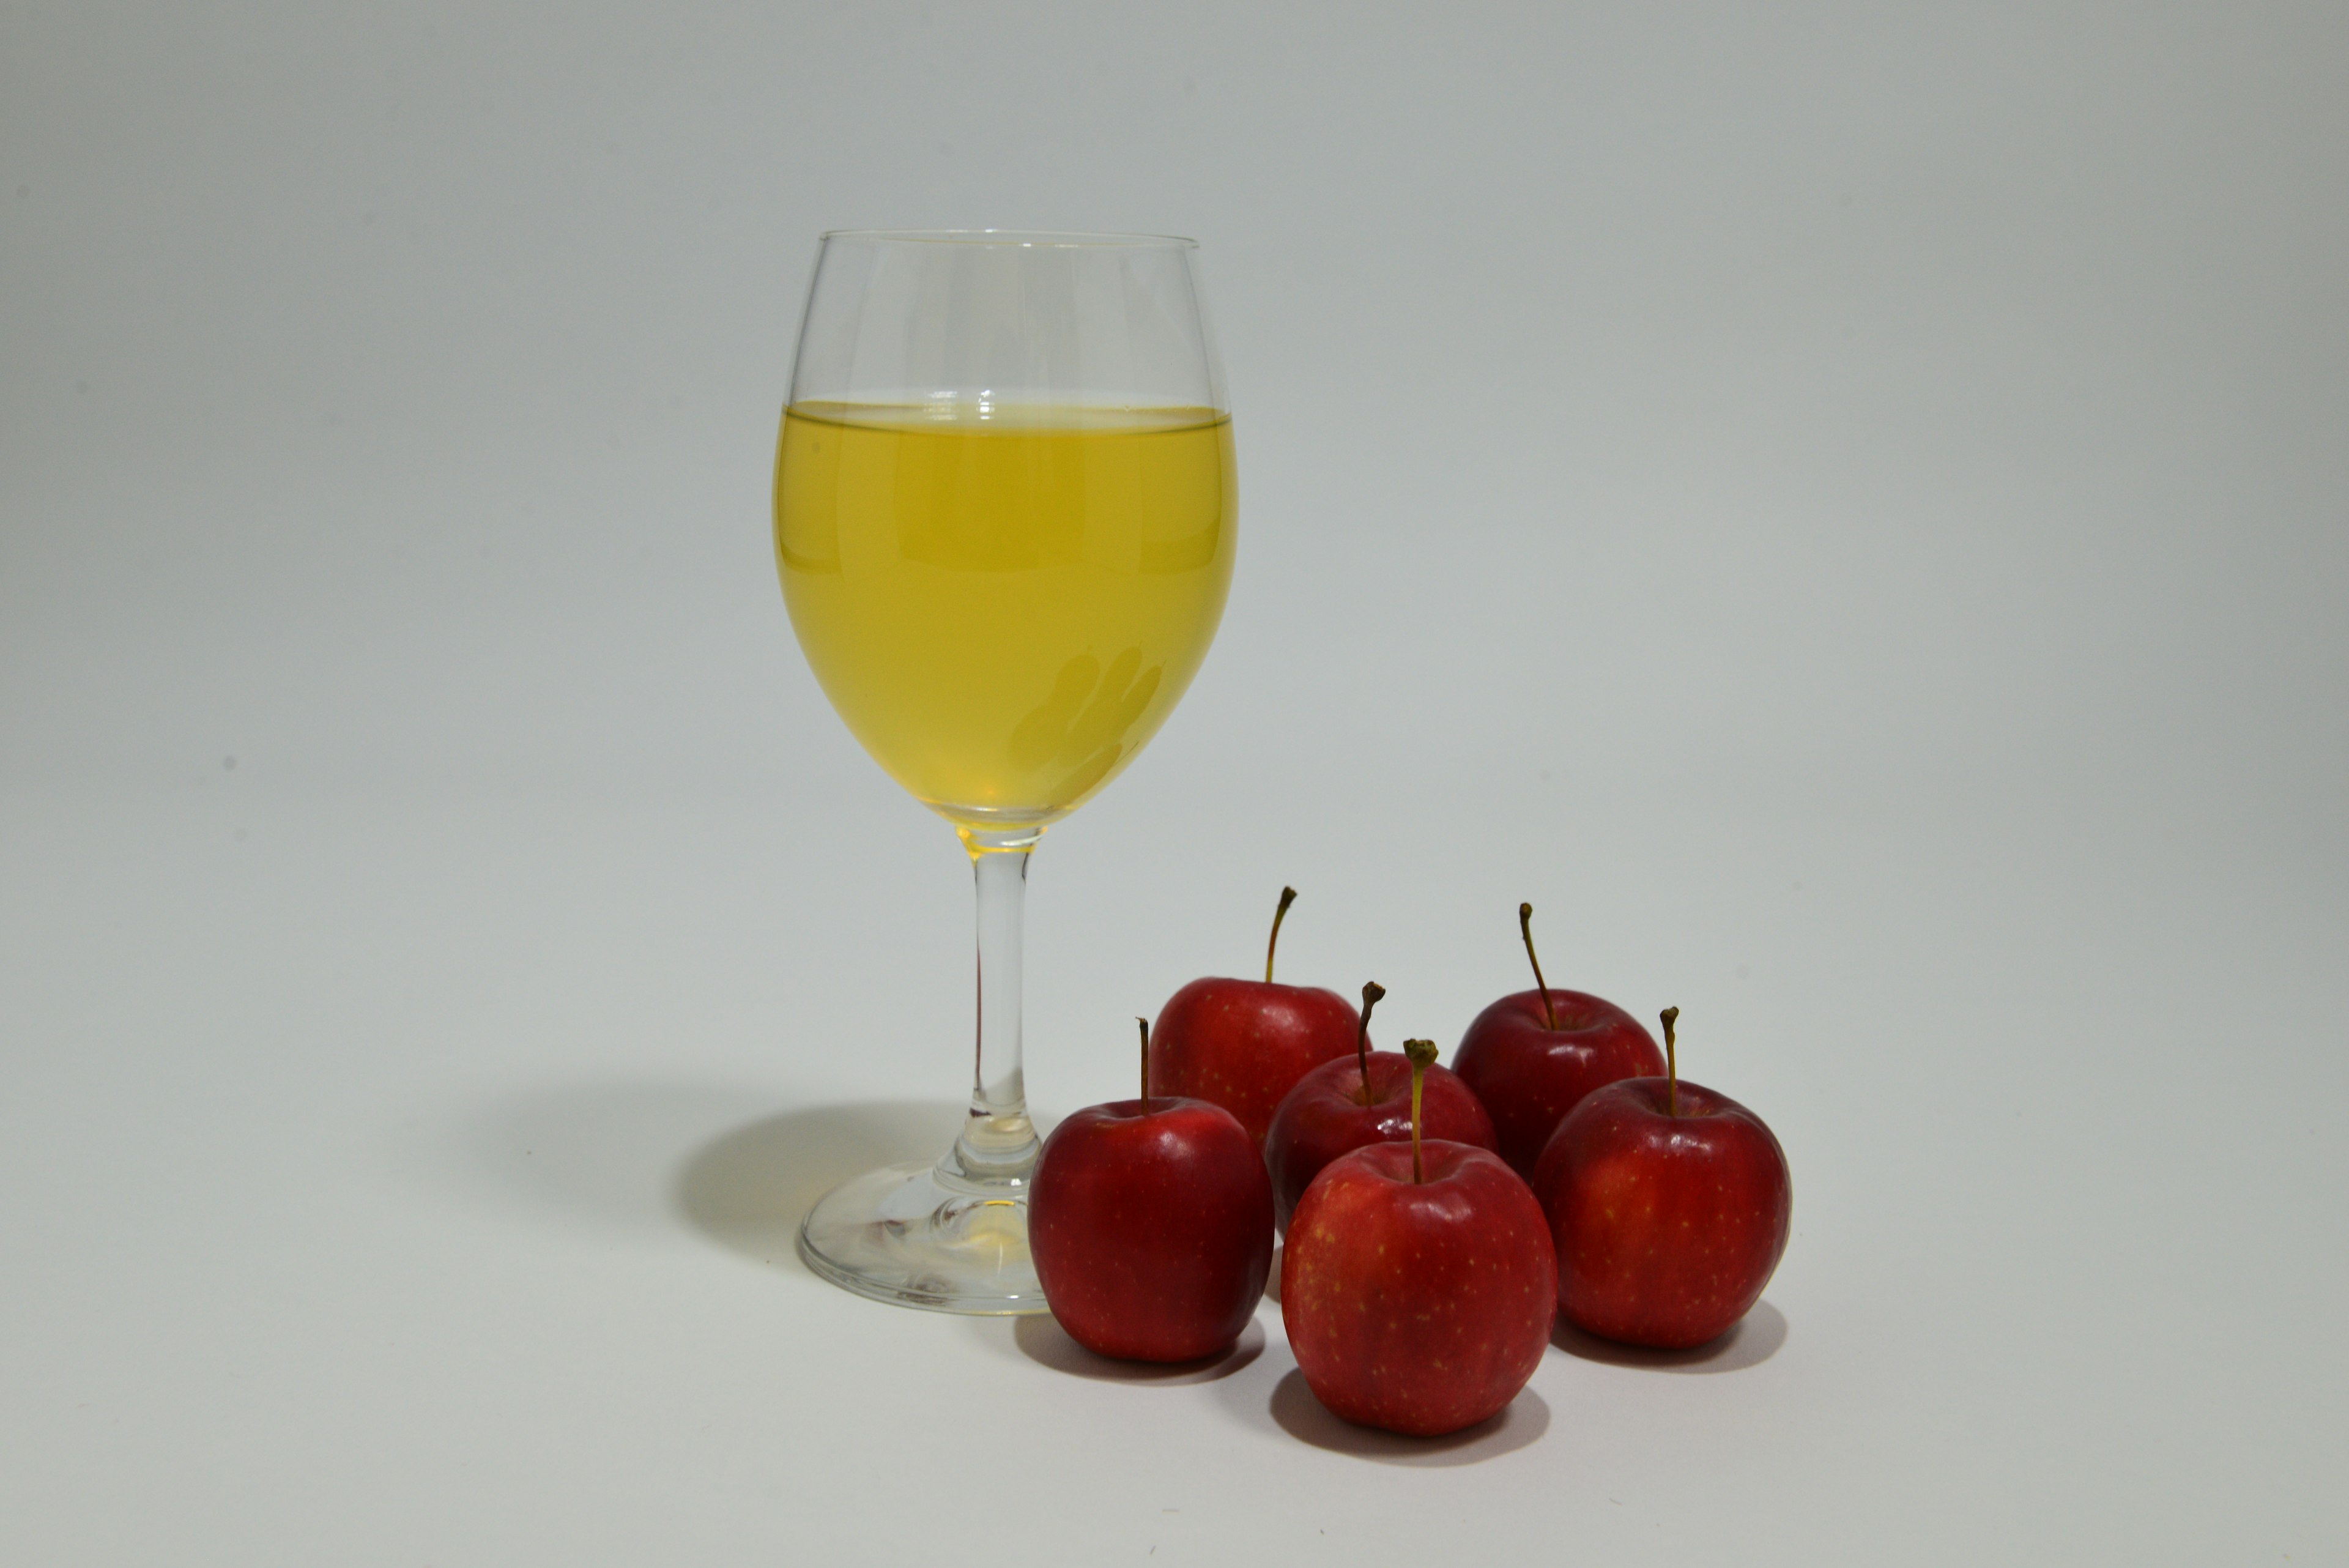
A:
[796,1159,1047,1315]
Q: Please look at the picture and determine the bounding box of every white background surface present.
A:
[5,3,2345,1562]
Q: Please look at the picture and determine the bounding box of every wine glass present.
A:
[773,230,1235,1313]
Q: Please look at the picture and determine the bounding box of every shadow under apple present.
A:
[1261,1370,1550,1465]
[1548,1299,1787,1373]
[967,1315,1266,1386]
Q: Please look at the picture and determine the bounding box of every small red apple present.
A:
[1451,902,1664,1177]
[1263,982,1497,1232]
[1147,886,1361,1147]
[1030,1019,1275,1362]
[1533,1007,1791,1349]
[1282,1040,1556,1436]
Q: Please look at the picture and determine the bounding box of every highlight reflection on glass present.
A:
[773,232,1234,1313]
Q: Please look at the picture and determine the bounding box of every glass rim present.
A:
[818,228,1199,250]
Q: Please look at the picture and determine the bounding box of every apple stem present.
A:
[1265,885,1298,984]
[1356,981,1386,1101]
[1660,1006,1680,1118]
[1138,1016,1152,1114]
[1520,902,1559,1030]
[1404,1039,1438,1184]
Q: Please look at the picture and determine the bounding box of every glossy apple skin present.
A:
[1263,1052,1497,1233]
[1282,1140,1556,1436]
[1146,978,1361,1148]
[1029,1096,1274,1362]
[1532,1077,1791,1350]
[1451,989,1664,1178]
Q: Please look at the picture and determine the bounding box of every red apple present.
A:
[1263,981,1497,1232]
[1282,1040,1556,1436]
[1533,1007,1791,1349]
[1148,886,1361,1147]
[1451,902,1664,1177]
[1030,1019,1274,1362]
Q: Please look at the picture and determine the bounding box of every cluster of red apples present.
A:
[1029,889,1792,1438]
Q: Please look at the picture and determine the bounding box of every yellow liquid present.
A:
[774,401,1236,831]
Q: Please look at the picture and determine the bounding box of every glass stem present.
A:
[943,826,1043,1188]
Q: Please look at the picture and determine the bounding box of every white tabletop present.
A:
[6,4,2345,1563]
